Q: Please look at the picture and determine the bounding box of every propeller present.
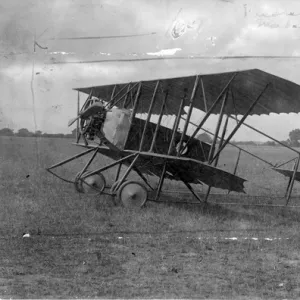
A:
[69,82,138,127]
[68,115,80,127]
[68,102,105,127]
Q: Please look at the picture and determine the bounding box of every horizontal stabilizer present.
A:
[272,167,300,182]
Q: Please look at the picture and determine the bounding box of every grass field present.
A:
[1,136,300,299]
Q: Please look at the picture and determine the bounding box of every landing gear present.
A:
[74,171,106,195]
[110,180,124,194]
[116,180,148,208]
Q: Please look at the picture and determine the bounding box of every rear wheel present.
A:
[117,181,148,208]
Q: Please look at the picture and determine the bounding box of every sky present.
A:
[2,0,300,141]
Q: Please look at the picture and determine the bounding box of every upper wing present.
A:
[74,69,300,116]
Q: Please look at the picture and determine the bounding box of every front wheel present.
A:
[117,181,148,208]
[74,171,106,195]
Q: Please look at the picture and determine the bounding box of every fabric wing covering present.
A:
[273,168,300,182]
[74,69,300,116]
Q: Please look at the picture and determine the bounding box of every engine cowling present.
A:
[79,103,132,150]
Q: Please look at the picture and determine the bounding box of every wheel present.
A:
[117,181,148,208]
[74,172,85,193]
[74,171,106,195]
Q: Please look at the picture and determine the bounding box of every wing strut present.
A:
[76,91,80,141]
[286,155,300,205]
[228,149,242,195]
[177,75,199,155]
[110,82,140,109]
[181,73,237,154]
[168,96,185,154]
[123,83,132,108]
[128,83,142,124]
[217,113,230,156]
[110,84,117,101]
[155,163,167,201]
[139,80,160,151]
[204,90,229,201]
[200,77,207,112]
[211,83,271,164]
[208,89,229,163]
[133,166,154,190]
[150,89,168,152]
[104,83,130,108]
[155,94,185,200]
[179,176,203,202]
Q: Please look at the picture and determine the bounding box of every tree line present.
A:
[1,127,300,147]
[0,127,77,138]
[231,129,300,147]
[197,131,300,147]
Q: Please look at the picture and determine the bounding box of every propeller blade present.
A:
[68,116,80,127]
[68,103,104,127]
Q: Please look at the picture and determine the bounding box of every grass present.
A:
[1,136,300,298]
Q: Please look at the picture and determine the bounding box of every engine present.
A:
[78,98,131,150]
[80,110,106,141]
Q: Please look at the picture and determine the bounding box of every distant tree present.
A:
[279,140,290,146]
[0,128,14,136]
[230,141,256,146]
[196,132,212,143]
[34,130,42,137]
[42,132,66,138]
[289,129,300,146]
[292,140,300,147]
[263,141,276,146]
[17,128,33,137]
[65,128,77,138]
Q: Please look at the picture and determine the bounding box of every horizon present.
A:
[0,119,294,144]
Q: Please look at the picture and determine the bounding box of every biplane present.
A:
[47,69,300,207]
